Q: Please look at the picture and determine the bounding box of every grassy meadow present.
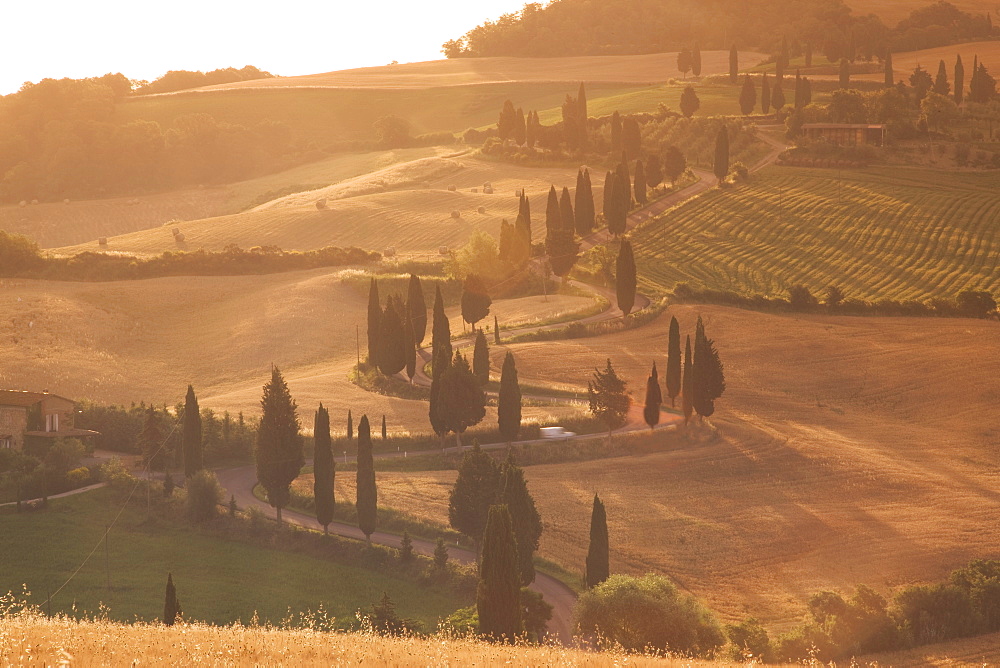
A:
[0,489,466,627]
[629,165,1000,302]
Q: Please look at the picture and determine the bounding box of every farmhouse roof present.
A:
[0,389,76,407]
[801,123,886,129]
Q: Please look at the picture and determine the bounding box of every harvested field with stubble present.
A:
[630,165,1000,302]
[55,156,600,256]
[858,40,1000,83]
[360,304,1000,631]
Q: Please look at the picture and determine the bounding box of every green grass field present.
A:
[630,165,1000,301]
[0,489,466,628]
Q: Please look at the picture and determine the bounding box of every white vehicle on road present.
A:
[539,426,576,440]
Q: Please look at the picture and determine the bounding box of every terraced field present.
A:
[630,166,1000,301]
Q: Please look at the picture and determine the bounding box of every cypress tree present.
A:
[713,125,729,182]
[884,50,894,87]
[679,85,700,118]
[477,504,522,642]
[366,278,381,364]
[439,351,487,447]
[772,79,786,110]
[588,359,631,438]
[971,56,980,102]
[643,362,662,429]
[473,329,489,385]
[682,335,694,425]
[584,494,609,588]
[692,43,702,77]
[514,107,527,145]
[761,72,771,114]
[616,151,632,206]
[182,385,203,478]
[633,159,647,206]
[739,74,756,115]
[645,155,662,190]
[163,573,180,626]
[729,43,739,83]
[313,404,335,534]
[610,111,622,158]
[407,274,427,346]
[955,54,965,104]
[356,414,377,542]
[777,36,788,80]
[677,48,692,78]
[377,295,406,376]
[559,186,575,233]
[795,70,806,109]
[575,168,595,236]
[498,100,516,141]
[525,110,537,148]
[429,285,451,442]
[934,59,951,96]
[622,117,641,162]
[404,306,416,382]
[577,82,588,150]
[497,351,522,445]
[449,440,501,552]
[666,316,681,407]
[382,414,387,440]
[256,366,303,524]
[693,316,726,420]
[602,170,614,223]
[839,59,850,88]
[347,410,353,441]
[141,406,164,473]
[494,314,501,344]
[461,273,492,330]
[615,238,636,317]
[500,453,542,586]
[513,193,532,266]
[544,185,562,238]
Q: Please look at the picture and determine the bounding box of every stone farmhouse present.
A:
[0,390,98,451]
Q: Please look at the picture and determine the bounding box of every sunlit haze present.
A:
[0,0,527,94]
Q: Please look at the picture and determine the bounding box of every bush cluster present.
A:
[0,438,95,503]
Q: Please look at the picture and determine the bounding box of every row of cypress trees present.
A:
[737,71,808,116]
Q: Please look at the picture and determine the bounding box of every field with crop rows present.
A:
[630,165,1000,301]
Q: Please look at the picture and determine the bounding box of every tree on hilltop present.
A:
[256,366,303,524]
[575,168,595,236]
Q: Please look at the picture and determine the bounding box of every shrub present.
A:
[65,467,91,487]
[788,284,817,311]
[895,583,975,646]
[574,574,724,656]
[99,456,136,491]
[725,617,773,661]
[957,290,997,318]
[186,470,224,522]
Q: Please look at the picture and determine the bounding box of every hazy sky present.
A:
[0,0,528,95]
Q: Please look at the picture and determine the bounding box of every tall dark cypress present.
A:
[256,366,303,524]
[772,79,786,110]
[497,351,522,445]
[739,74,756,115]
[643,362,662,429]
[682,335,693,425]
[805,42,813,67]
[692,316,726,420]
[473,329,489,386]
[577,82,588,150]
[382,414,387,440]
[884,50,894,88]
[477,504,522,642]
[163,573,180,625]
[313,404,335,534]
[795,70,806,109]
[585,493,609,588]
[494,314,501,344]
[407,274,427,346]
[544,185,562,238]
[602,170,614,223]
[610,111,622,159]
[713,125,730,182]
[429,285,452,441]
[955,54,965,104]
[377,295,406,376]
[729,43,739,83]
[839,59,850,88]
[934,59,951,96]
[347,409,353,441]
[633,159,647,206]
[576,168,595,236]
[182,385,203,478]
[616,152,632,206]
[606,173,628,237]
[761,72,771,114]
[500,454,542,586]
[356,414,377,542]
[665,316,681,407]
[366,278,381,364]
[514,107,526,145]
[404,306,416,382]
[615,238,636,317]
[691,43,702,77]
[559,186,575,233]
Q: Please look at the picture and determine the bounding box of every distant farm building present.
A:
[802,124,887,147]
[0,390,98,451]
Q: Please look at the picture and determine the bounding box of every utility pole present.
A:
[356,324,360,369]
[105,525,110,591]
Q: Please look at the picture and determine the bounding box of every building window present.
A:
[0,438,10,449]
[45,414,59,432]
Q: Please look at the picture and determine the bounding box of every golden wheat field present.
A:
[0,270,591,428]
[177,52,767,93]
[858,40,1000,84]
[54,156,601,256]
[345,304,1000,630]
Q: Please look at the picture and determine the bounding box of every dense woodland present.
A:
[444,0,995,59]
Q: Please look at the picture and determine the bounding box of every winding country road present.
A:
[215,128,788,644]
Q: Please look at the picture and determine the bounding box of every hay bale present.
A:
[483,186,494,194]
[438,245,450,255]
[316,198,328,210]
[98,237,108,246]
[447,184,457,192]
[483,182,492,189]
[477,206,486,214]
[171,227,181,237]
[30,199,38,206]
[514,189,522,197]
[471,188,479,193]
[18,201,26,208]
[451,211,461,219]
[63,198,70,205]
[175,233,186,243]
[383,246,396,258]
